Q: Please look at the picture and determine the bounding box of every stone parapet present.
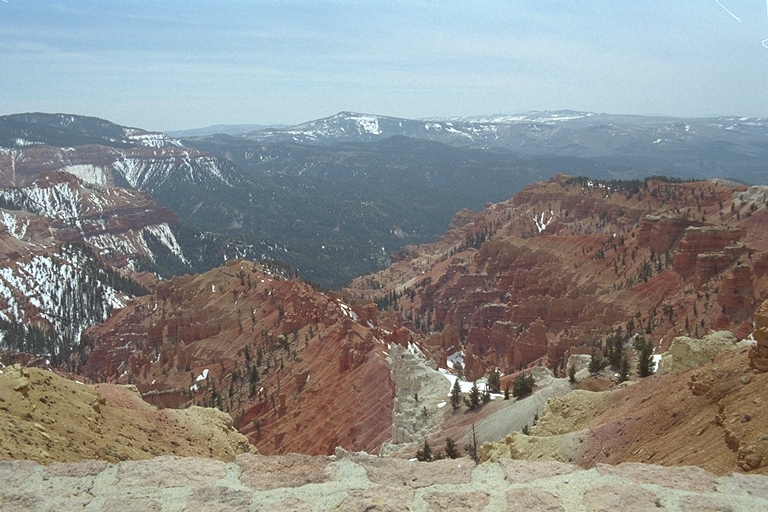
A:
[2,454,767,511]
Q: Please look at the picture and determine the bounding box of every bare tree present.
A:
[464,423,479,463]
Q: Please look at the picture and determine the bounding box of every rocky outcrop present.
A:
[2,453,767,511]
[383,344,449,452]
[478,346,768,476]
[0,365,255,465]
[637,214,697,252]
[673,226,743,278]
[749,300,768,372]
[657,331,738,374]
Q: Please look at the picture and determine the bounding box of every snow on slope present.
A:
[111,153,232,189]
[0,248,128,352]
[14,180,83,226]
[1,176,189,269]
[0,211,29,240]
[84,222,189,268]
[122,128,184,148]
[60,164,110,185]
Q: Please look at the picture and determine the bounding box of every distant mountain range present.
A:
[165,124,287,138]
[223,110,768,185]
[2,109,767,292]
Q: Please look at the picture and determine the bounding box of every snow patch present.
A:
[446,350,464,370]
[61,165,109,185]
[345,114,381,135]
[123,128,184,148]
[339,302,359,321]
[533,211,554,233]
[440,370,488,394]
[1,212,29,240]
[144,223,189,265]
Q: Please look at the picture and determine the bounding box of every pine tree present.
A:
[618,355,630,383]
[445,437,460,459]
[487,368,501,393]
[568,364,577,384]
[464,381,481,410]
[589,347,607,375]
[637,340,655,377]
[512,372,535,398]
[249,365,259,384]
[450,378,462,409]
[416,439,433,462]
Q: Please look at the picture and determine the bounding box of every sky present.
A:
[1,1,767,131]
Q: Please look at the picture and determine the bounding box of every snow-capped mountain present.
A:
[0,113,183,149]
[244,110,768,153]
[239,110,768,184]
[243,111,429,143]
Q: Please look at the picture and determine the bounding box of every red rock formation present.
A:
[637,215,697,252]
[347,177,768,377]
[673,226,743,275]
[80,260,395,456]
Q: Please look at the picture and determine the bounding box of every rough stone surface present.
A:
[2,453,767,511]
[506,488,564,511]
[498,458,577,484]
[582,484,662,511]
[423,490,491,510]
[750,300,768,372]
[595,462,718,492]
[658,331,738,374]
[237,453,336,490]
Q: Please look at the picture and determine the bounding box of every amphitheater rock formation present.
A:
[347,176,768,381]
[79,260,395,456]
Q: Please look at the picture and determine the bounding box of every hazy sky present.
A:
[2,1,767,130]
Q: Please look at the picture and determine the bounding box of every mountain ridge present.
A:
[227,110,768,184]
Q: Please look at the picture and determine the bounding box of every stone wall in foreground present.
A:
[2,452,768,511]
